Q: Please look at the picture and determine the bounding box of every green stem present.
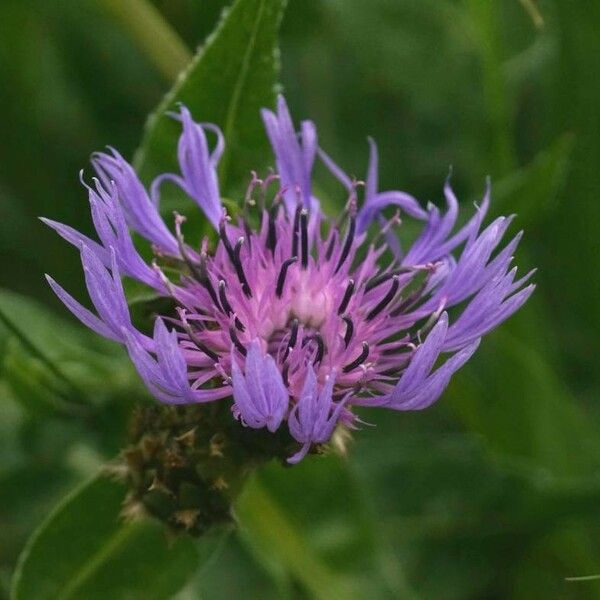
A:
[98,0,192,83]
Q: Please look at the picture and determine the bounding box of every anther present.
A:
[219,220,235,263]
[283,318,299,361]
[276,256,298,298]
[291,205,301,257]
[313,333,324,363]
[334,216,356,274]
[233,237,252,297]
[229,326,247,357]
[267,204,278,253]
[365,267,415,293]
[300,209,309,268]
[302,333,325,364]
[218,280,245,331]
[337,279,355,314]
[342,315,354,348]
[288,318,299,349]
[218,280,233,315]
[343,342,369,372]
[366,276,400,321]
[325,230,337,261]
[178,311,219,362]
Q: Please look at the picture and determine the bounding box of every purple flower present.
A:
[261,96,318,213]
[44,97,535,463]
[232,340,288,432]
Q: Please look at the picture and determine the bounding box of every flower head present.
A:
[44,96,534,463]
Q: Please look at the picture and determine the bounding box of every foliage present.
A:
[0,0,599,598]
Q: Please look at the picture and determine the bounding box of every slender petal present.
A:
[92,148,179,254]
[232,340,288,432]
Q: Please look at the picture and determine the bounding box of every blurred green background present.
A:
[1,0,600,598]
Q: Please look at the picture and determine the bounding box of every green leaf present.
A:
[0,289,138,413]
[134,0,287,196]
[236,475,364,600]
[491,134,574,226]
[98,0,192,83]
[11,471,223,600]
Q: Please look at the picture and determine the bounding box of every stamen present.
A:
[175,225,219,308]
[325,230,337,261]
[276,256,298,298]
[365,266,423,293]
[300,209,309,268]
[366,276,400,321]
[302,333,325,364]
[314,333,324,363]
[229,326,247,357]
[219,220,235,264]
[186,328,220,362]
[342,315,354,348]
[267,205,278,253]
[233,237,252,297]
[334,216,356,274]
[177,309,219,362]
[343,341,369,372]
[337,279,355,314]
[218,280,233,315]
[218,280,245,331]
[291,205,301,257]
[174,214,220,306]
[288,318,299,349]
[282,363,290,387]
[283,318,299,361]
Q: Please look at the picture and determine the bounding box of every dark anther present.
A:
[175,228,220,307]
[343,341,370,372]
[337,279,355,314]
[313,333,324,363]
[282,363,290,387]
[218,280,233,315]
[229,326,247,357]
[325,231,337,261]
[302,333,325,363]
[366,275,400,321]
[267,205,278,253]
[289,319,299,348]
[219,280,245,331]
[184,325,219,362]
[183,248,219,308]
[334,216,356,274]
[291,205,301,257]
[276,256,298,298]
[300,209,309,268]
[342,315,354,348]
[283,318,299,361]
[365,267,413,293]
[219,221,236,264]
[232,237,252,297]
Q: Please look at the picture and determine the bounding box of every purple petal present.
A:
[92,150,179,254]
[45,275,118,341]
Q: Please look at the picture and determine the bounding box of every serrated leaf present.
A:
[134,0,287,196]
[11,472,225,600]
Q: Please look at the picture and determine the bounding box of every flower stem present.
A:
[98,0,192,83]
